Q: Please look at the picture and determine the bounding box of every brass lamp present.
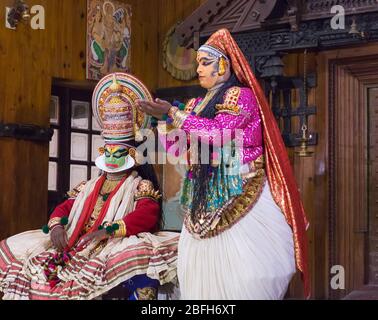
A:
[295,49,314,157]
[295,124,314,157]
[349,16,365,38]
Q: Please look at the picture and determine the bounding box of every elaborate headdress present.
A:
[198,43,229,76]
[200,29,311,298]
[92,72,153,173]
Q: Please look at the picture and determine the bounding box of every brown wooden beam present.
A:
[0,122,53,142]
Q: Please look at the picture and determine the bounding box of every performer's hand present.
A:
[50,226,68,252]
[135,98,172,119]
[76,229,108,250]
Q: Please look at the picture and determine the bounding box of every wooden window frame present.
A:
[48,79,98,216]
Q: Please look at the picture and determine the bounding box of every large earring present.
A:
[218,57,227,76]
[98,147,105,155]
[128,147,139,166]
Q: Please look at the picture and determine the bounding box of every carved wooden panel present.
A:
[304,0,378,20]
[175,0,277,47]
[175,0,231,47]
[175,0,378,48]
[200,0,277,37]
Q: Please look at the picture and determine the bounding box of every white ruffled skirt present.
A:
[0,231,179,300]
[177,182,296,300]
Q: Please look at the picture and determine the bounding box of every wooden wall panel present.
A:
[279,52,320,299]
[0,0,162,239]
[312,52,330,299]
[129,0,159,90]
[50,0,87,82]
[157,0,205,89]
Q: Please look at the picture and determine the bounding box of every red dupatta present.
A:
[67,174,129,249]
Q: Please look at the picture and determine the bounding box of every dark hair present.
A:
[134,143,164,231]
[190,73,243,221]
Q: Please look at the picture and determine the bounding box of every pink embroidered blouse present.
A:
[178,86,264,164]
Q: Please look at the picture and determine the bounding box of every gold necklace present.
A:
[99,179,120,201]
[106,171,129,181]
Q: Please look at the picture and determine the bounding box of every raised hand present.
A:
[135,98,172,119]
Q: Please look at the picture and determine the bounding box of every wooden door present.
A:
[326,53,378,299]
[368,87,378,285]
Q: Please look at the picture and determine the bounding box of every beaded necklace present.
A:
[100,171,129,201]
[193,82,223,115]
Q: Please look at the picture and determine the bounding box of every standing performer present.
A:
[137,28,310,300]
[0,73,179,300]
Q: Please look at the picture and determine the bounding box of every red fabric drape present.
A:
[67,174,128,249]
[67,175,106,249]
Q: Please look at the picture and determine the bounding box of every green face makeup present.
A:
[104,145,128,169]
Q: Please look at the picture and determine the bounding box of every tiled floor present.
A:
[343,285,378,300]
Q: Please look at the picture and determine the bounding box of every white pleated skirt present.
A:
[177,182,296,300]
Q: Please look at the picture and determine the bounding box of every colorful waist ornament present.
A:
[182,151,266,239]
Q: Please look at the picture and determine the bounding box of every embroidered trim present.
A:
[212,87,241,116]
[215,103,241,115]
[48,217,62,230]
[171,110,189,128]
[113,220,127,237]
[89,239,108,257]
[134,180,162,202]
[184,168,266,239]
[241,155,265,179]
[184,98,197,113]
[66,181,87,199]
[135,287,157,300]
[224,86,241,106]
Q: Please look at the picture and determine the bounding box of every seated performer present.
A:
[0,73,179,300]
[137,28,310,300]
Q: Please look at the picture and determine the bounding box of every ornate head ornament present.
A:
[92,72,153,173]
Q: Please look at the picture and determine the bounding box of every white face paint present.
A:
[196,51,231,89]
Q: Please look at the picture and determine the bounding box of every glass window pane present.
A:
[49,129,59,158]
[92,135,104,162]
[71,133,88,161]
[48,162,58,191]
[50,96,59,125]
[70,165,88,190]
[91,166,100,179]
[92,116,102,131]
[71,100,89,129]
